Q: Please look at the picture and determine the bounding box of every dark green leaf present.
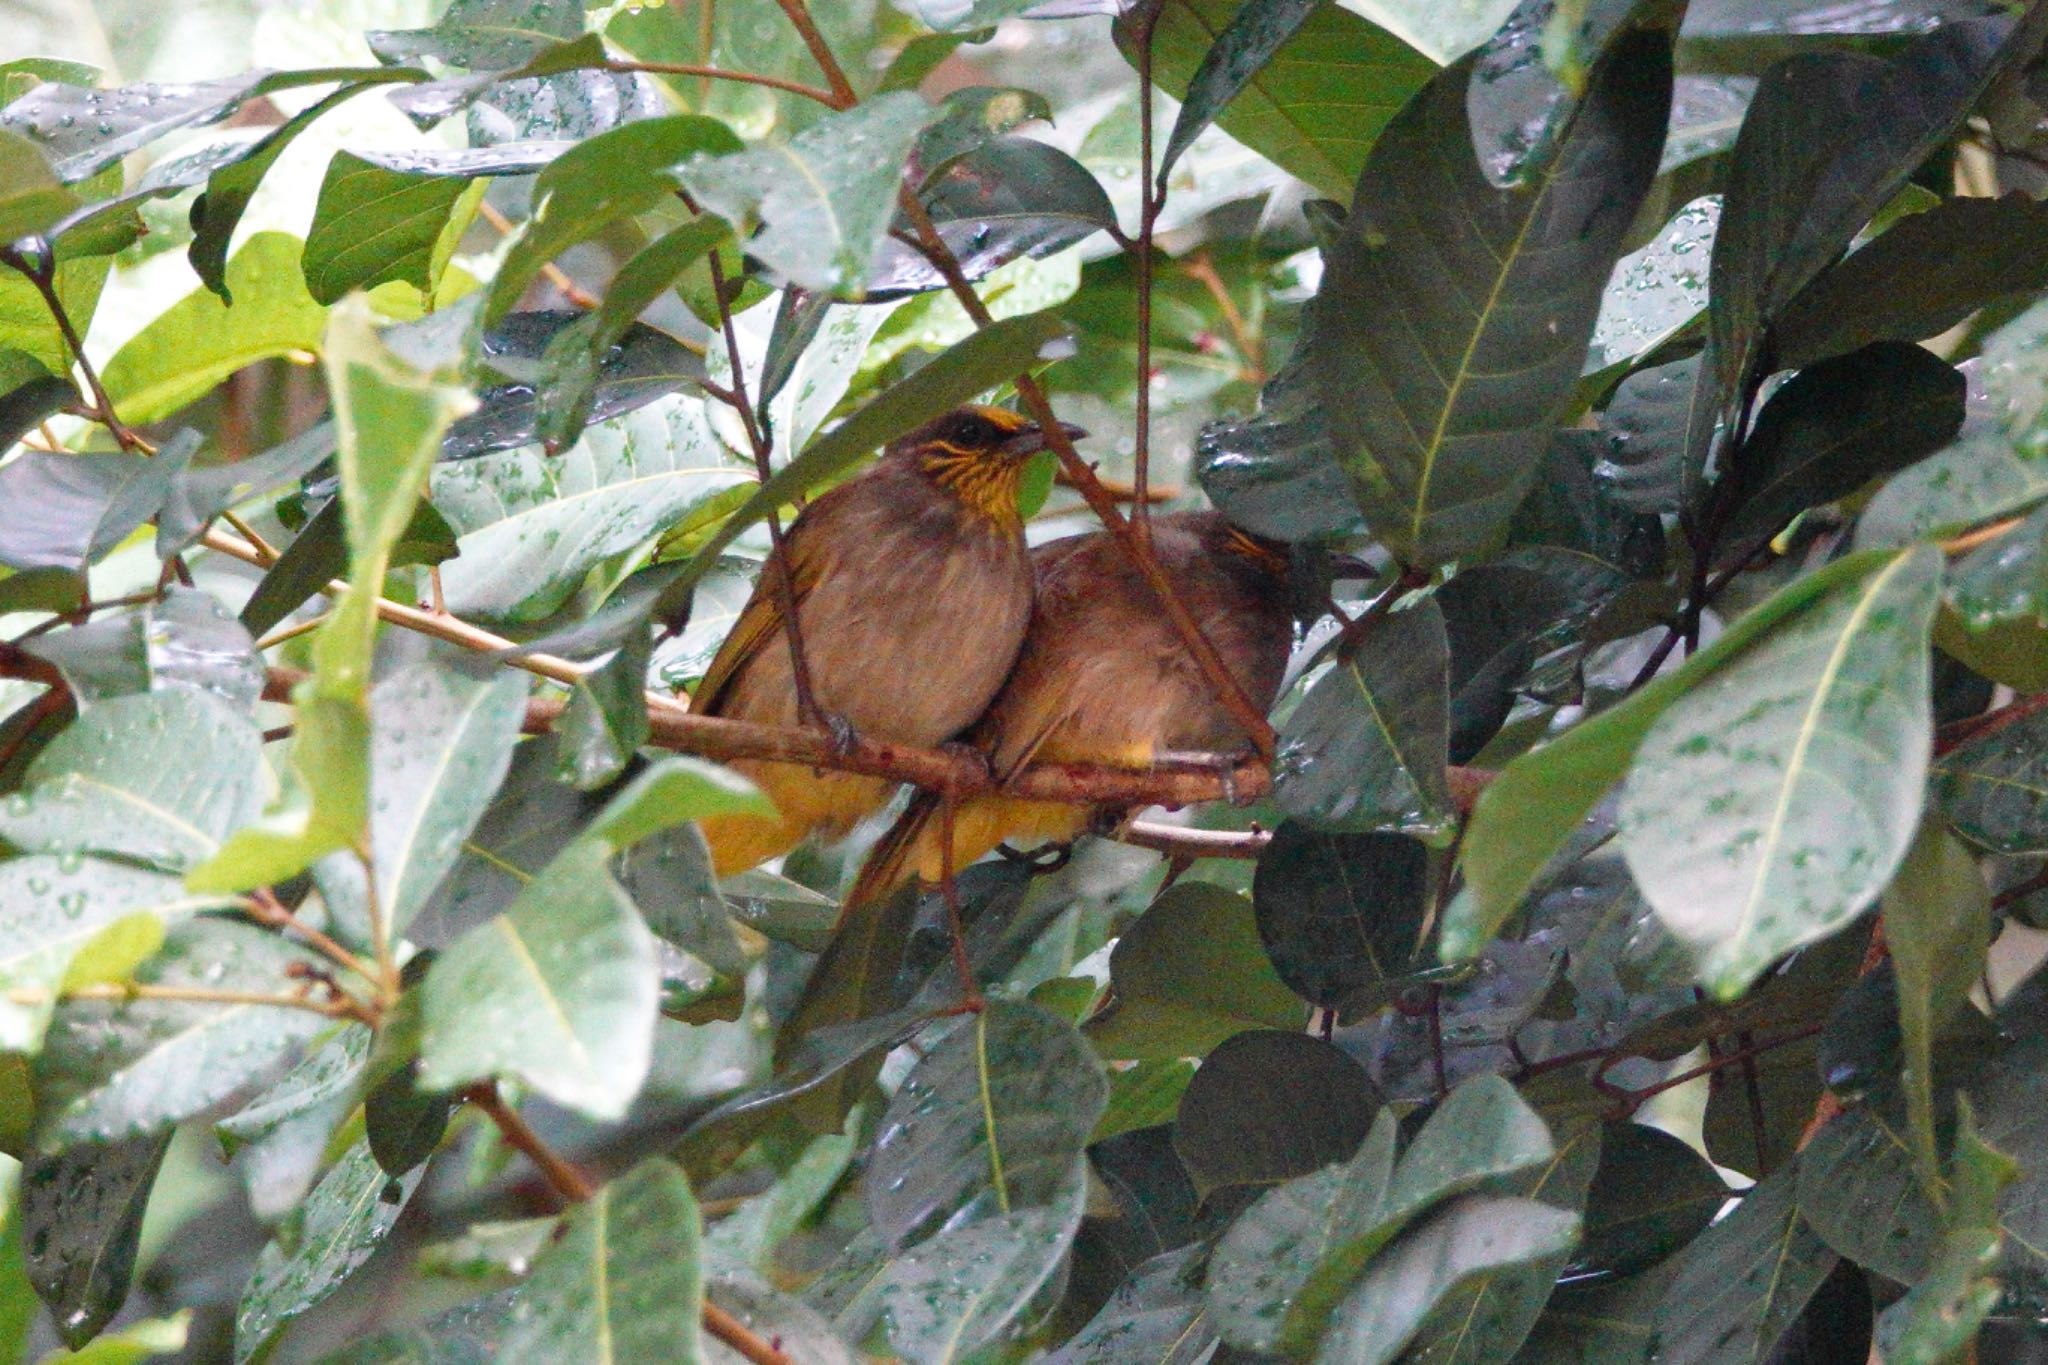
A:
[18,1132,170,1349]
[34,917,328,1150]
[1719,342,1965,555]
[1252,825,1430,1008]
[1044,1246,1216,1365]
[0,430,198,572]
[1273,600,1453,839]
[1565,1123,1727,1285]
[1933,696,2048,855]
[234,1140,426,1364]
[1587,348,1721,518]
[1173,1029,1379,1200]
[1616,546,1941,997]
[1309,31,1671,565]
[158,421,336,557]
[27,586,264,709]
[189,85,362,301]
[1776,194,2048,368]
[1652,1163,1838,1365]
[869,1001,1107,1246]
[0,372,77,453]
[1086,882,1308,1062]
[217,1025,370,1220]
[302,153,482,306]
[1131,0,1435,201]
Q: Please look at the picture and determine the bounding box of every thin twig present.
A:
[1051,468,1180,503]
[0,240,145,452]
[1131,3,1160,542]
[605,57,838,109]
[220,510,280,563]
[1179,249,1268,383]
[11,981,369,1020]
[473,200,600,310]
[768,0,859,107]
[246,886,383,992]
[1935,692,2048,756]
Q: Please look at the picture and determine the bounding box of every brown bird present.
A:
[693,404,1082,877]
[849,509,1296,901]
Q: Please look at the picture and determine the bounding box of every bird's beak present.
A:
[998,420,1088,459]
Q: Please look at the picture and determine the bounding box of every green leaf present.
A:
[0,855,233,1053]
[1450,549,1927,961]
[433,394,750,622]
[188,84,363,301]
[34,917,328,1150]
[1872,1104,2015,1365]
[1652,1162,1838,1364]
[1307,30,1670,565]
[0,690,264,874]
[1175,1030,1381,1204]
[99,232,328,424]
[1776,194,2048,368]
[18,1133,170,1349]
[1584,348,1720,518]
[1718,342,1965,554]
[678,93,937,297]
[1251,826,1430,1009]
[586,754,772,851]
[0,432,199,573]
[499,1159,704,1363]
[192,300,471,892]
[417,838,658,1119]
[1207,1075,1557,1355]
[1860,297,2048,547]
[1566,1123,1727,1284]
[867,1175,1085,1365]
[1273,599,1453,839]
[233,1140,427,1364]
[1933,704,2048,854]
[216,1025,371,1220]
[1616,546,1942,998]
[39,1313,189,1364]
[1044,1246,1215,1365]
[1085,882,1308,1062]
[1132,0,1434,201]
[487,115,740,323]
[661,307,1071,604]
[867,1001,1106,1248]
[302,152,488,306]
[1884,821,1993,1199]
[1582,195,1718,381]
[1314,1194,1579,1365]
[0,130,76,241]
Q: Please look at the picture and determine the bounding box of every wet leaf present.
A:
[868,1000,1106,1247]
[1564,1123,1727,1285]
[1252,826,1431,1008]
[1043,1245,1216,1365]
[1651,1162,1839,1364]
[1085,882,1308,1062]
[417,839,658,1119]
[1583,196,1719,385]
[0,430,198,572]
[1586,348,1720,518]
[301,153,485,306]
[496,1159,703,1363]
[33,917,329,1150]
[1617,547,1941,998]
[1308,30,1671,565]
[216,1025,370,1220]
[18,1132,170,1349]
[1273,601,1453,839]
[678,93,937,297]
[1934,704,2048,854]
[234,1140,427,1364]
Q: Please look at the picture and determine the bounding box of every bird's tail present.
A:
[840,788,946,925]
[840,790,1094,925]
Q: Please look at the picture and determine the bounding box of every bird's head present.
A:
[892,405,1087,524]
[1216,521,1293,579]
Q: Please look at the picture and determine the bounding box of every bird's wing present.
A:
[691,538,826,717]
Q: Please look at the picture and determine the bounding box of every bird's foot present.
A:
[936,741,993,796]
[807,709,858,756]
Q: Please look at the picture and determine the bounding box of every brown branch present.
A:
[1935,692,2048,756]
[246,886,383,993]
[13,981,371,1021]
[1051,468,1180,504]
[1131,2,1159,538]
[1179,249,1268,383]
[768,0,859,107]
[604,57,838,108]
[1116,819,1270,859]
[462,1082,793,1365]
[0,241,146,452]
[474,200,599,310]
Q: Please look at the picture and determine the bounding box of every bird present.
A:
[692,404,1083,877]
[846,509,1296,904]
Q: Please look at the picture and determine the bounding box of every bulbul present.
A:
[694,404,1082,876]
[849,509,1295,901]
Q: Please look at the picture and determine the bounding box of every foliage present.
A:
[1,0,2048,1360]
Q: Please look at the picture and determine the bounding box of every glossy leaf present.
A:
[1776,193,2048,368]
[867,1001,1107,1247]
[18,1133,170,1349]
[216,1025,371,1220]
[1308,31,1671,565]
[417,839,658,1119]
[1252,825,1430,1008]
[0,689,263,875]
[234,1140,427,1363]
[1043,1246,1216,1365]
[301,153,483,306]
[0,431,197,573]
[1934,705,2048,853]
[678,93,935,296]
[1587,348,1720,518]
[1582,195,1719,381]
[498,1159,704,1363]
[1273,600,1453,838]
[1719,342,1965,554]
[1564,1123,1727,1285]
[1451,549,1924,960]
[1651,1163,1838,1364]
[1617,546,1941,997]
[1134,0,1434,200]
[33,917,329,1150]
[1085,882,1308,1061]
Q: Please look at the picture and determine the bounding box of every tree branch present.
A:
[604,57,839,108]
[0,239,146,453]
